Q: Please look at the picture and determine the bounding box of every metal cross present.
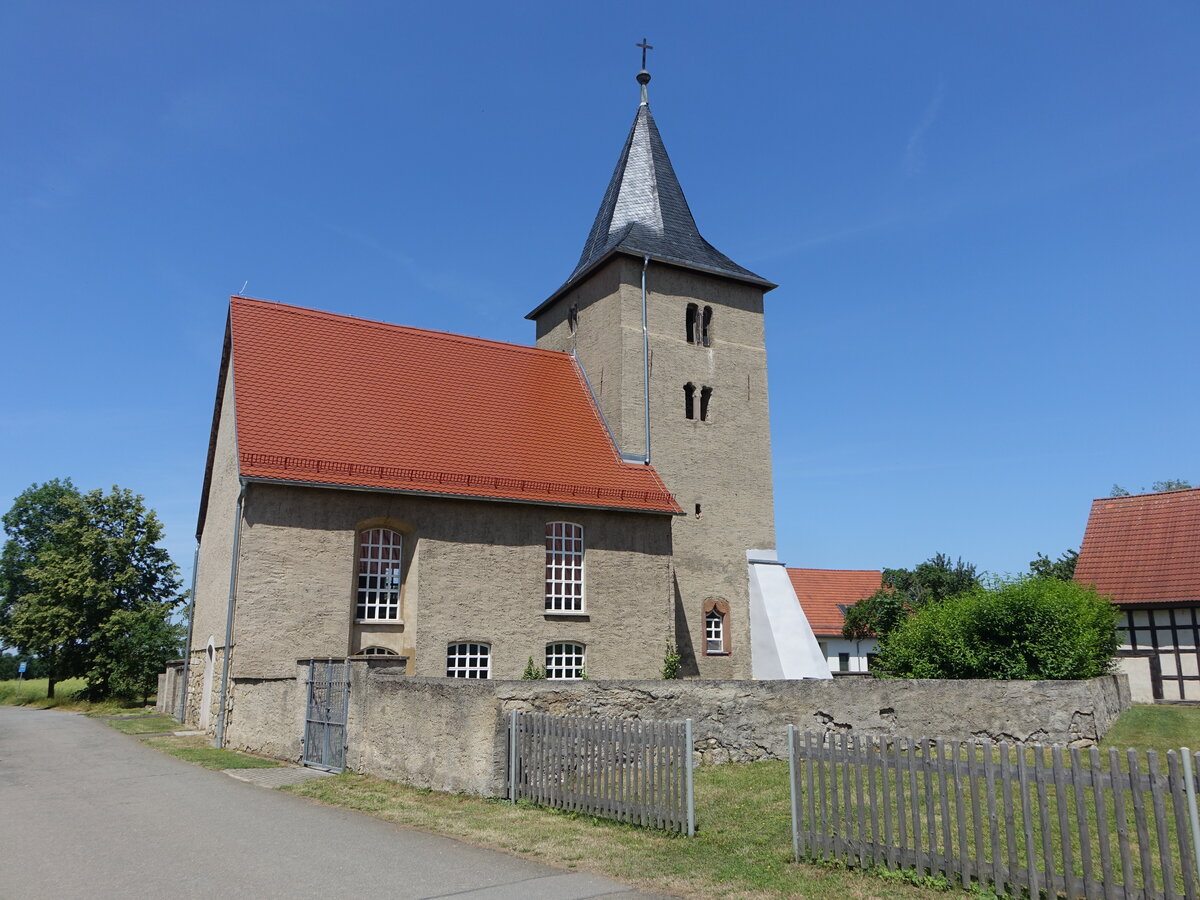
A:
[636,38,654,70]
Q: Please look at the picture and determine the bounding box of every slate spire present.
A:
[532,61,774,314]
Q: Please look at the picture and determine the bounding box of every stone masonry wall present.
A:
[535,257,778,681]
[233,483,674,681]
[339,668,1131,797]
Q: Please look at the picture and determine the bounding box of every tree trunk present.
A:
[47,676,56,699]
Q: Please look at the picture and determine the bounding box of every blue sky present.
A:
[2,1,1197,587]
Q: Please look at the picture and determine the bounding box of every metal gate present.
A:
[302,658,350,771]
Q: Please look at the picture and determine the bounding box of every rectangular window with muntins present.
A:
[357,528,403,621]
[446,642,490,679]
[545,522,584,611]
[705,610,723,653]
[545,642,585,680]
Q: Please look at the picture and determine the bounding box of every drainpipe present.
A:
[641,254,651,465]
[176,541,200,721]
[214,479,246,749]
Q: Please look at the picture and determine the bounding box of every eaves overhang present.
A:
[526,245,777,320]
[239,474,685,516]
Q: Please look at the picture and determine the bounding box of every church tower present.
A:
[529,57,826,679]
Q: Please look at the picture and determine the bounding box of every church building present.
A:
[182,61,827,736]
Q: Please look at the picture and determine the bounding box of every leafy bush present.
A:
[843,553,979,640]
[876,575,1120,680]
[520,656,545,680]
[661,640,682,679]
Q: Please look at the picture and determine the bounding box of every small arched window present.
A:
[701,306,713,346]
[545,522,584,612]
[685,303,699,343]
[684,382,696,420]
[357,646,400,657]
[545,642,586,680]
[446,642,491,678]
[703,598,730,655]
[356,528,403,621]
[700,386,713,422]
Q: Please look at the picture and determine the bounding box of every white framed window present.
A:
[703,598,730,655]
[446,642,491,679]
[545,642,585,680]
[357,646,399,657]
[545,522,584,612]
[356,528,403,621]
[706,610,724,653]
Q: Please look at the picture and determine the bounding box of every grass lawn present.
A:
[103,713,183,735]
[283,703,1200,900]
[140,734,283,770]
[1101,704,1200,755]
[286,762,953,899]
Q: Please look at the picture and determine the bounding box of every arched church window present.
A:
[701,306,713,346]
[700,386,713,421]
[685,304,698,343]
[356,528,403,621]
[684,382,696,420]
[357,646,399,657]
[703,598,730,655]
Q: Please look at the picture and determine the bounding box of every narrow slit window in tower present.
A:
[700,386,713,421]
[685,304,698,344]
[701,306,713,346]
[684,382,696,419]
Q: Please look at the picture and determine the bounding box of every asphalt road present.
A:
[0,706,656,899]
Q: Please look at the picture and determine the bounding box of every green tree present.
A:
[843,553,979,641]
[0,479,84,697]
[89,607,183,703]
[875,575,1119,680]
[0,482,184,700]
[1152,479,1192,492]
[1110,479,1192,497]
[1029,548,1079,581]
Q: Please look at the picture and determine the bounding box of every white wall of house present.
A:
[815,637,878,674]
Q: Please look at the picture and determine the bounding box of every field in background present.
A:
[0,677,150,714]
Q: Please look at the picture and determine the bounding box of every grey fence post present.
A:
[508,710,518,803]
[1184,747,1200,882]
[685,717,695,837]
[788,724,799,862]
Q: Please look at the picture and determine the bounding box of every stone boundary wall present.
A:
[155,660,185,716]
[343,667,1131,797]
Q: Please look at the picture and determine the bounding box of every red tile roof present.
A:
[228,296,681,514]
[787,568,882,636]
[1074,488,1200,606]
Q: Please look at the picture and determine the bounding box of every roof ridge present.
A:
[1092,486,1200,503]
[788,567,881,575]
[230,295,571,361]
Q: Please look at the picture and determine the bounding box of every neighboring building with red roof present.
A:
[1075,487,1200,701]
[788,569,882,673]
[182,63,829,748]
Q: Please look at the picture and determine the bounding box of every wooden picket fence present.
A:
[788,728,1200,900]
[507,711,695,835]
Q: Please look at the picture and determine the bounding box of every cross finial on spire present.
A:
[635,38,653,105]
[636,38,653,70]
